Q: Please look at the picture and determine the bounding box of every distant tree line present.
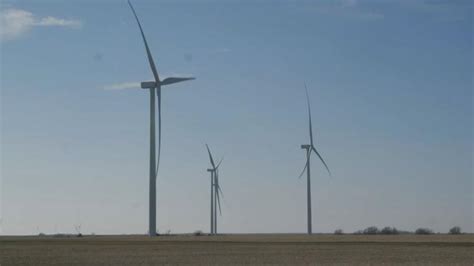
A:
[333,226,463,235]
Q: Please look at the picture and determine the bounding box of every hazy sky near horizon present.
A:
[1,0,472,235]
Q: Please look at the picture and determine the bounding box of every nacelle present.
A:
[141,81,157,89]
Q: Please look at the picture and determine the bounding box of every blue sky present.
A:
[1,0,472,235]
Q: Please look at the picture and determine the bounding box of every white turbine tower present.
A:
[206,144,223,235]
[298,83,331,235]
[206,168,215,234]
[128,0,195,237]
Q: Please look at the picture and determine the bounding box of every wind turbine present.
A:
[298,84,331,235]
[206,144,223,235]
[127,0,195,237]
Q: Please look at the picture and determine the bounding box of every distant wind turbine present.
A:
[127,0,195,237]
[298,83,331,235]
[206,144,223,235]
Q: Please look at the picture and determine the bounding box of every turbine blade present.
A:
[128,0,160,84]
[214,172,223,199]
[298,151,310,179]
[160,77,195,86]
[206,144,216,169]
[216,189,222,216]
[216,156,224,169]
[312,146,331,176]
[215,170,224,196]
[305,83,314,147]
[217,185,224,199]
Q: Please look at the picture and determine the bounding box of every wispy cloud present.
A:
[36,16,81,27]
[0,8,82,41]
[103,82,141,91]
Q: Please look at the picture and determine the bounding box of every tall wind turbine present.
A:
[298,84,331,235]
[128,0,195,236]
[206,144,223,235]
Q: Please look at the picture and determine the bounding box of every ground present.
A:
[1,234,473,265]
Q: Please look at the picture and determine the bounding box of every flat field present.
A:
[1,234,473,265]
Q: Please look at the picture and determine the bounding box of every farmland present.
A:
[1,234,472,265]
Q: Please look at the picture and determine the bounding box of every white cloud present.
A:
[0,8,82,41]
[36,16,81,27]
[0,9,34,40]
[103,82,141,91]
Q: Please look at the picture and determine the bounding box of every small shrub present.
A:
[415,228,433,235]
[449,226,461,235]
[193,230,204,236]
[363,226,379,235]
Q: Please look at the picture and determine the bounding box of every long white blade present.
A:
[160,77,195,86]
[216,157,224,169]
[217,185,224,199]
[305,83,314,147]
[206,144,216,169]
[216,170,224,199]
[312,146,331,176]
[298,150,310,179]
[128,0,160,84]
[216,185,222,215]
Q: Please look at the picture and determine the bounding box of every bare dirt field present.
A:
[1,234,473,265]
